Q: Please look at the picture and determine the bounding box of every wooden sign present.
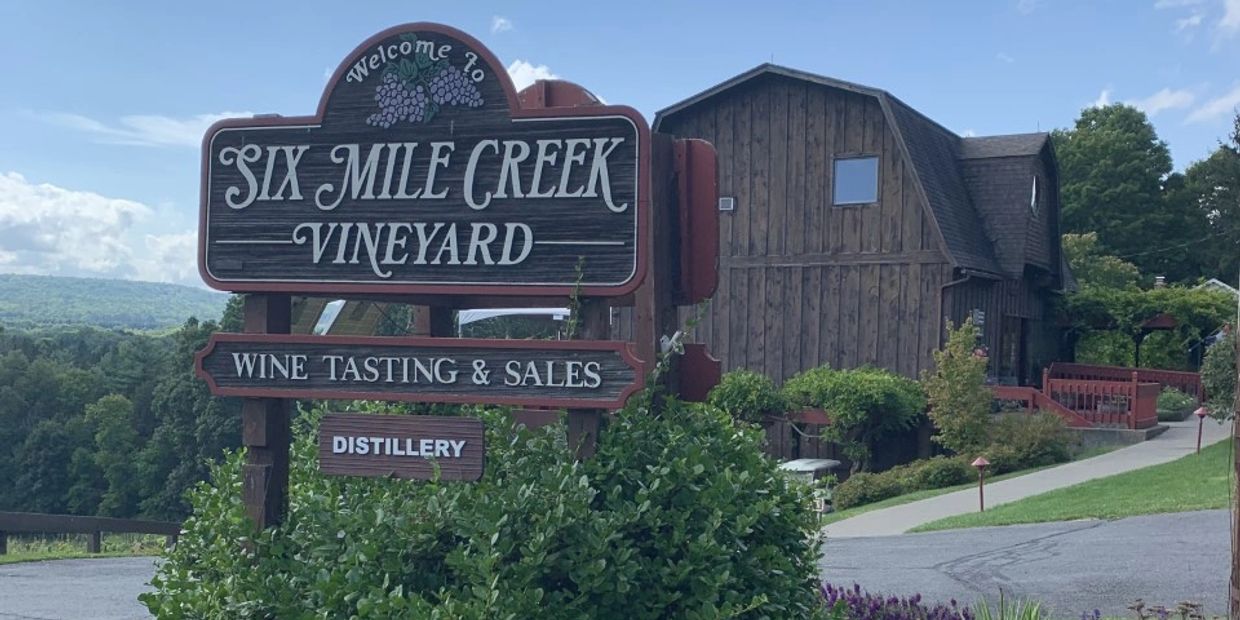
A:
[199,23,650,298]
[195,333,644,409]
[318,413,484,480]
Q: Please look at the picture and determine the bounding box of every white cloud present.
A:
[1155,0,1205,8]
[491,16,513,33]
[1128,87,1196,115]
[1016,0,1040,14]
[996,52,1015,63]
[1220,0,1240,35]
[36,110,252,148]
[1092,88,1113,107]
[1176,12,1205,31]
[0,172,196,284]
[506,60,558,91]
[1186,84,1240,122]
[323,66,333,81]
[132,231,198,284]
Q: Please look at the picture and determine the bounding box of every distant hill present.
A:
[0,273,229,331]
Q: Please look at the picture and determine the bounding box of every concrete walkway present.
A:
[824,417,1232,538]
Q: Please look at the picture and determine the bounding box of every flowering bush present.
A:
[820,582,975,620]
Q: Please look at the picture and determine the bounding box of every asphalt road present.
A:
[0,510,1229,618]
[821,510,1230,618]
[0,557,156,620]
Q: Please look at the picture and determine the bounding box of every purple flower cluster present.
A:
[428,65,483,108]
[821,582,975,620]
[366,73,429,128]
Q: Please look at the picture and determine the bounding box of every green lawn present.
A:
[0,533,165,565]
[912,440,1233,532]
[821,446,1118,526]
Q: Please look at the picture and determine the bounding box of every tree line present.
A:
[0,297,242,520]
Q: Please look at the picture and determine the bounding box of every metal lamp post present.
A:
[971,456,990,512]
[1194,406,1209,455]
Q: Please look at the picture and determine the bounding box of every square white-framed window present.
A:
[833,156,879,205]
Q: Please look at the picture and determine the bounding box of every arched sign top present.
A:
[199,23,650,299]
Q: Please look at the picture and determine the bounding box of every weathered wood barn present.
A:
[655,64,1071,385]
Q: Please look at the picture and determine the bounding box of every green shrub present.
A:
[783,366,925,472]
[1201,330,1235,420]
[980,444,1023,475]
[708,369,788,425]
[899,456,974,489]
[1156,387,1197,421]
[831,472,907,510]
[985,412,1073,471]
[923,318,992,456]
[831,457,971,511]
[141,397,824,618]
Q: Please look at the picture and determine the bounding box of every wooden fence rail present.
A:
[1048,362,1204,403]
[1042,375,1161,430]
[0,511,182,555]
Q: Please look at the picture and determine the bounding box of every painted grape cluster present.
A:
[368,73,430,127]
[428,65,484,108]
[365,42,483,128]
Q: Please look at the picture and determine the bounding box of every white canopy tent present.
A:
[456,307,569,336]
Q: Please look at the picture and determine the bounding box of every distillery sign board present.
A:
[319,413,484,481]
[199,24,650,297]
[194,333,644,410]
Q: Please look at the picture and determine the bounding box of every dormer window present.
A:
[833,156,879,205]
[1029,176,1039,216]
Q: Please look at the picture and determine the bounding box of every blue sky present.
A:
[1,0,1237,286]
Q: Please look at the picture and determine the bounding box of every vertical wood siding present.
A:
[660,75,953,382]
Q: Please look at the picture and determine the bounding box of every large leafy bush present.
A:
[986,412,1074,470]
[783,366,924,472]
[707,369,788,425]
[142,397,824,618]
[1201,330,1235,420]
[923,319,991,457]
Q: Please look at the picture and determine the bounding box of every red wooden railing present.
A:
[991,385,1096,428]
[992,367,1164,430]
[1047,362,1203,403]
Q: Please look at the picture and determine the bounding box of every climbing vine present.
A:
[1058,286,1234,364]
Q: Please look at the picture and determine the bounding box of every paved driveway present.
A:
[820,510,1230,618]
[0,557,156,620]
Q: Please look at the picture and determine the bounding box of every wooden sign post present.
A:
[195,22,717,532]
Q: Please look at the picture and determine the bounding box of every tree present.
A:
[1183,115,1240,280]
[1053,104,1209,281]
[87,394,141,517]
[138,318,242,519]
[1062,232,1141,289]
[922,319,991,456]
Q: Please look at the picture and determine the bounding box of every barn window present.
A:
[833,156,879,205]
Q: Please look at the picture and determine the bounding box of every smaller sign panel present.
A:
[319,413,484,480]
[195,333,644,409]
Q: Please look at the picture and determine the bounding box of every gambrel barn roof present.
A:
[655,64,1061,282]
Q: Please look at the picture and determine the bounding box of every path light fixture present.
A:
[1194,406,1209,455]
[971,457,990,512]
